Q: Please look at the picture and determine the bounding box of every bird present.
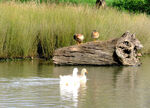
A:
[73,34,84,45]
[78,68,88,84]
[59,68,80,86]
[91,30,99,42]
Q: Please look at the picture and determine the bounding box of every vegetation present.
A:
[0,0,96,5]
[0,2,150,59]
[0,0,114,6]
[0,0,149,14]
[112,0,150,14]
[1,0,149,14]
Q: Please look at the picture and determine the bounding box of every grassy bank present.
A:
[0,2,150,59]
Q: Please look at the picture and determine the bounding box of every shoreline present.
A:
[0,53,149,62]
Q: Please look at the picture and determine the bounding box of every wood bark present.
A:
[53,31,143,66]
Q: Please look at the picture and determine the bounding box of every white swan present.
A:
[78,68,88,84]
[59,68,80,86]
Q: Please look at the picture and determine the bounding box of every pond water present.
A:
[0,56,150,108]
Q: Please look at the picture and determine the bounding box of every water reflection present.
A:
[60,83,80,107]
[58,68,87,108]
[60,82,87,107]
[0,57,150,108]
[113,66,138,89]
[119,67,138,88]
[113,67,141,108]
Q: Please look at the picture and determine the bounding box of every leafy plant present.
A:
[112,0,150,14]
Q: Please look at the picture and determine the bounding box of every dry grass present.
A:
[0,2,150,59]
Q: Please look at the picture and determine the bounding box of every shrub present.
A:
[112,0,150,14]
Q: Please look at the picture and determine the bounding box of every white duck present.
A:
[59,68,80,86]
[78,68,88,84]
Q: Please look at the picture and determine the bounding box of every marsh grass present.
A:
[0,2,150,59]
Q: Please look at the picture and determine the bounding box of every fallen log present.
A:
[52,31,143,66]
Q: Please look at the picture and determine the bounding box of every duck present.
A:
[78,68,88,84]
[73,34,84,45]
[59,68,80,86]
[91,30,99,41]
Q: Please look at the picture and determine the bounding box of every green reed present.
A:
[0,2,150,59]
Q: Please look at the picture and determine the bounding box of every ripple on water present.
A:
[0,77,60,88]
[0,77,63,107]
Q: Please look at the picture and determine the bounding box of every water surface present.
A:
[0,56,150,108]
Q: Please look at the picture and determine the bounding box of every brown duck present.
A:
[91,30,99,41]
[74,34,84,44]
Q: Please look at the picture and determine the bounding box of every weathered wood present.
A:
[52,31,143,66]
[115,31,143,65]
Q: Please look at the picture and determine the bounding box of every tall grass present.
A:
[0,2,150,59]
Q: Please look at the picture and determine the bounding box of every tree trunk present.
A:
[52,31,143,66]
[96,0,106,8]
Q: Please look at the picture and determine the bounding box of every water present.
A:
[0,56,150,108]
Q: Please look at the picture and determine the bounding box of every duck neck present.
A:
[73,71,78,77]
[81,72,86,77]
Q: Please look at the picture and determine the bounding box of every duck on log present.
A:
[52,31,143,66]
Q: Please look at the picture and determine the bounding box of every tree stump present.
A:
[52,31,143,66]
